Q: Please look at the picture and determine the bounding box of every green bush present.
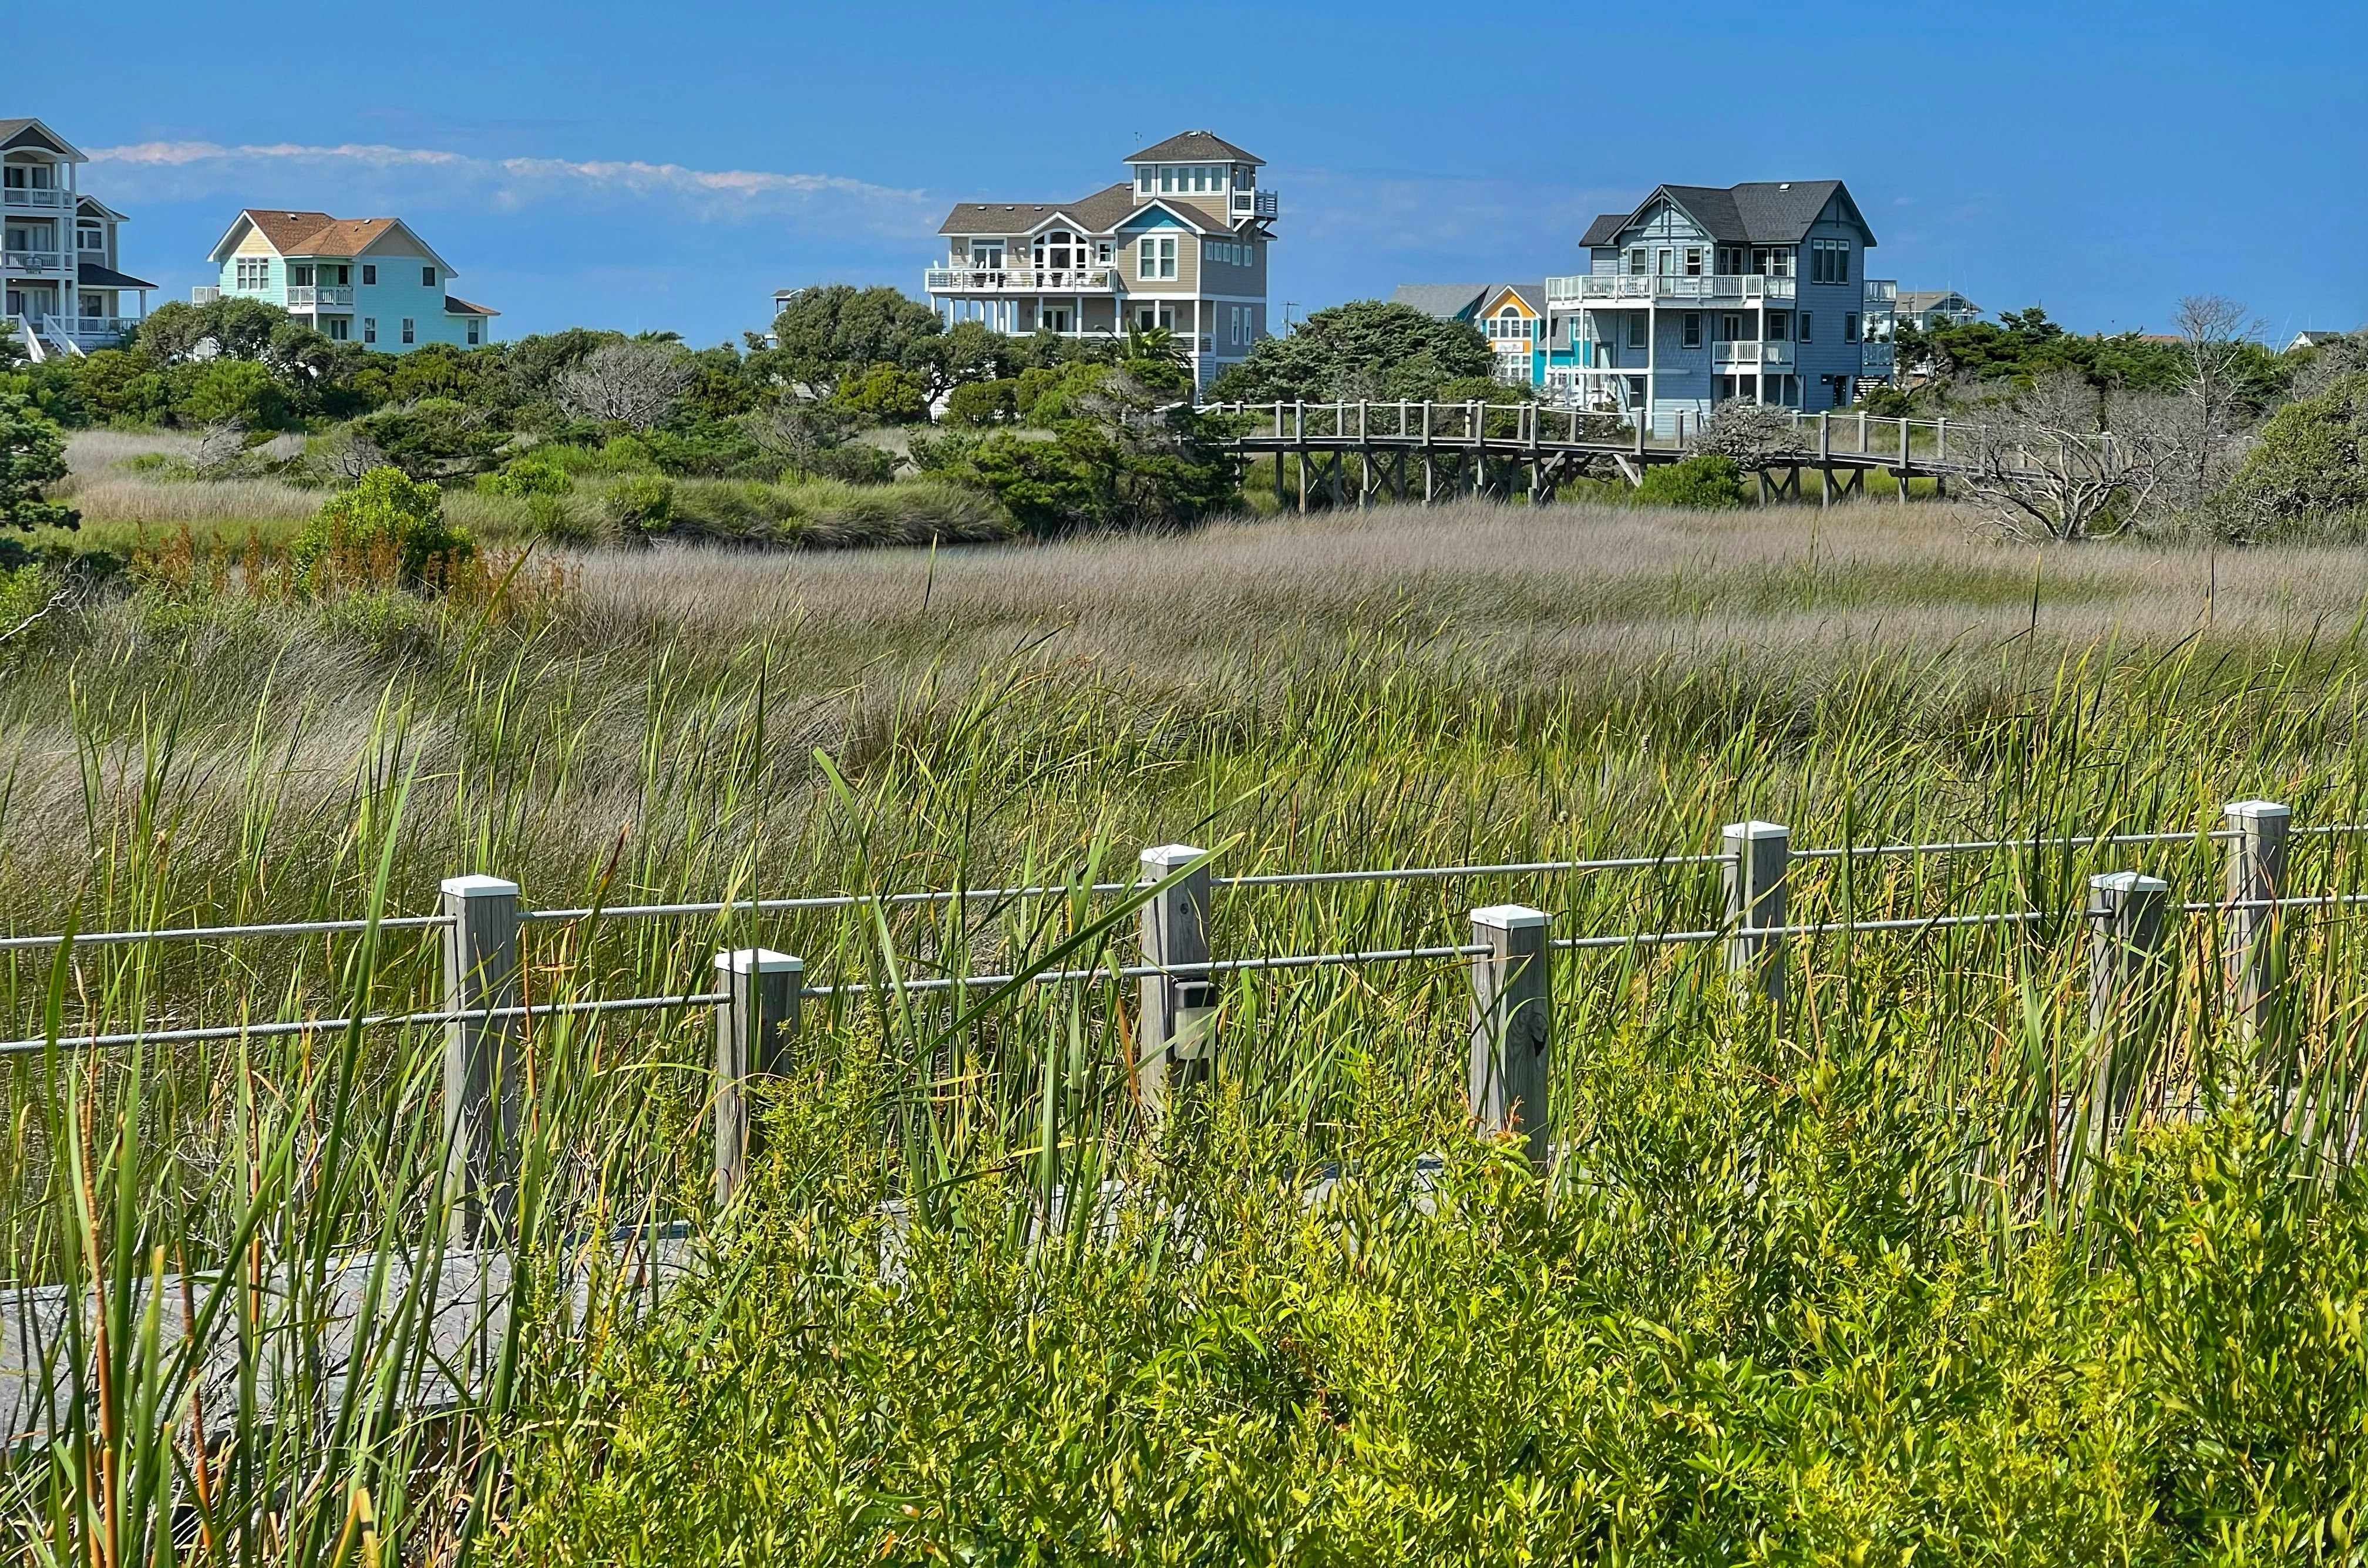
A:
[180,359,290,431]
[943,378,1021,428]
[603,473,676,532]
[291,465,474,584]
[2218,372,2368,532]
[833,362,930,424]
[477,456,574,498]
[1634,452,1750,509]
[810,443,898,486]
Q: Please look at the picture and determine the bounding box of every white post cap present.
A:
[440,874,519,899]
[1471,903,1550,930]
[1141,843,1207,872]
[1722,820,1790,840]
[2089,871,2169,894]
[2224,799,2291,821]
[716,949,803,975]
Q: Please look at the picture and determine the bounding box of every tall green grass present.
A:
[7,506,2368,1560]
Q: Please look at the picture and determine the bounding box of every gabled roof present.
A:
[208,210,454,270]
[1390,284,1491,321]
[0,118,80,160]
[1479,282,1546,317]
[1579,180,1873,250]
[1126,130,1261,166]
[937,185,1225,237]
[79,260,157,291]
[443,294,499,317]
[75,193,129,223]
[1898,289,1977,311]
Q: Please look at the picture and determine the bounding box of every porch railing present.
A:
[287,285,355,308]
[1547,273,1799,305]
[924,266,1118,292]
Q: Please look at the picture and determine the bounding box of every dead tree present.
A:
[557,342,696,430]
[1963,372,2184,541]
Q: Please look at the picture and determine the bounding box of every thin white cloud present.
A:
[85,139,935,233]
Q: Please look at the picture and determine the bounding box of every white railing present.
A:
[924,266,1117,292]
[1861,342,1896,374]
[191,285,220,304]
[1229,189,1279,219]
[1547,273,1798,305]
[1862,278,1898,306]
[1713,341,1796,369]
[287,285,355,308]
[2,249,65,273]
[1,187,66,209]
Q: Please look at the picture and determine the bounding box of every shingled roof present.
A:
[1126,129,1262,165]
[1577,180,1872,250]
[937,184,1229,237]
[0,118,77,158]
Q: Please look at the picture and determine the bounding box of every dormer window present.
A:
[76,221,103,252]
[1032,229,1079,270]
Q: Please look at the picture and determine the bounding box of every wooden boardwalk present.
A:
[1209,400,1999,508]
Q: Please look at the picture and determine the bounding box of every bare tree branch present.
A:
[557,342,696,431]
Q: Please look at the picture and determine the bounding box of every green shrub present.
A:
[810,443,899,486]
[180,359,290,430]
[477,456,574,498]
[2218,372,2368,532]
[291,465,474,584]
[943,379,1021,428]
[1634,452,1750,509]
[833,362,930,424]
[603,473,676,532]
[526,492,606,544]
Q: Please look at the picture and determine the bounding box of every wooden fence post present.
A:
[2086,872,2172,1150]
[1818,412,1832,509]
[1723,821,1790,1017]
[1469,904,1551,1166]
[2222,799,2291,1048]
[1897,417,1912,502]
[1138,843,1215,1118]
[713,948,802,1207]
[441,874,522,1244]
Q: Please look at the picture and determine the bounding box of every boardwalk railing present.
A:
[1205,398,2028,506]
[7,800,2366,1199]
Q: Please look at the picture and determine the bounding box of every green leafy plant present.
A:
[1634,452,1750,509]
[604,472,677,532]
[291,464,475,584]
[0,391,78,533]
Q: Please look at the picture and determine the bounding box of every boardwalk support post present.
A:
[714,948,802,1207]
[1469,904,1551,1166]
[1139,843,1215,1119]
[442,874,522,1244]
[1818,412,1832,508]
[2086,872,2172,1153]
[1723,821,1790,1018]
[2223,799,2291,1050]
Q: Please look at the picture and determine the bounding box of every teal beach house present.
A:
[200,210,497,351]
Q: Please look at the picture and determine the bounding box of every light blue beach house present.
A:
[201,210,497,352]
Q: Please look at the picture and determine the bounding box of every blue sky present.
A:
[55,0,2367,349]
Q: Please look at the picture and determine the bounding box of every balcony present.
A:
[2,249,65,274]
[1,187,68,210]
[1713,341,1796,369]
[924,265,1118,294]
[1863,278,1898,307]
[286,285,355,309]
[1229,189,1279,220]
[1860,341,1896,375]
[1546,272,1797,305]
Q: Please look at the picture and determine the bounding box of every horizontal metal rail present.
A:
[1215,852,1730,889]
[805,943,1495,998]
[0,990,730,1057]
[0,914,453,955]
[522,881,1136,924]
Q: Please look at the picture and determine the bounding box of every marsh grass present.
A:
[8,501,2368,1560]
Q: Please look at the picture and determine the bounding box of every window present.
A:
[326,317,349,341]
[1136,234,1176,280]
[421,265,437,287]
[233,258,269,290]
[1095,241,1113,264]
[1681,313,1702,348]
[1844,311,1859,343]
[1159,166,1173,193]
[466,319,481,345]
[290,264,314,287]
[1799,312,1814,343]
[363,317,377,344]
[1137,304,1175,331]
[361,264,376,285]
[1625,313,1647,350]
[1809,238,1850,285]
[1626,247,1646,275]
[401,317,415,344]
[77,221,103,251]
[1767,312,1790,342]
[1684,248,1704,277]
[970,240,1004,268]
[1138,168,1153,193]
[1718,311,1743,342]
[325,265,348,285]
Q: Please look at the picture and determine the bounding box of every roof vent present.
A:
[286,211,302,218]
[1777,183,1791,190]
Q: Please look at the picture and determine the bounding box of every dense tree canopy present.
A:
[1207,301,1495,403]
